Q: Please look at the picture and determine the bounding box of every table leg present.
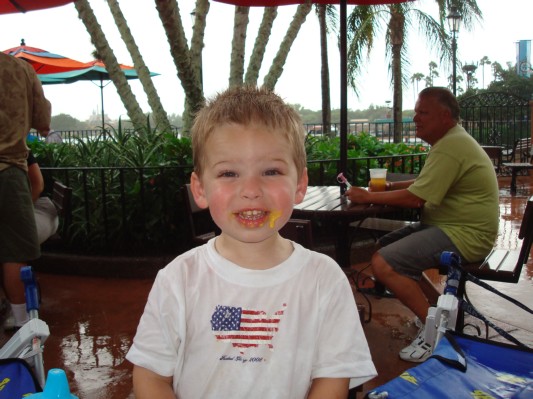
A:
[510,170,517,194]
[334,220,351,269]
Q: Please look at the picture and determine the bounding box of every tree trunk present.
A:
[229,6,250,87]
[389,10,404,143]
[318,5,332,137]
[263,3,312,90]
[154,0,204,134]
[106,0,171,132]
[75,0,146,129]
[190,0,209,91]
[245,7,277,86]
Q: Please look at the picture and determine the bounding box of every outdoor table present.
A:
[291,186,396,268]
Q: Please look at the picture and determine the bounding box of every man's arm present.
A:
[27,162,44,202]
[132,365,176,399]
[346,186,425,209]
[307,378,349,399]
[30,72,51,132]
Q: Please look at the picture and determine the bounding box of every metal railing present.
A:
[40,152,427,254]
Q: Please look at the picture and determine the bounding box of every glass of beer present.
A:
[369,168,387,191]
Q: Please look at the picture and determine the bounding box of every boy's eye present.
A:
[264,169,282,176]
[218,170,237,178]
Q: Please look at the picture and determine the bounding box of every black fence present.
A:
[41,153,427,255]
[459,92,531,151]
[41,91,528,254]
[302,92,532,152]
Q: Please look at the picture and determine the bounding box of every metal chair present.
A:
[280,218,313,248]
[181,184,218,247]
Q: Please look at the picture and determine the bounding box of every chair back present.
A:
[181,184,217,246]
[516,195,533,276]
[279,219,313,248]
[51,181,72,240]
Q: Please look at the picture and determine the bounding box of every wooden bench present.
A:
[459,195,533,283]
[442,196,533,329]
[501,137,533,194]
[44,181,73,245]
[481,145,503,174]
[502,137,531,163]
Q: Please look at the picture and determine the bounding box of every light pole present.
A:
[447,6,461,96]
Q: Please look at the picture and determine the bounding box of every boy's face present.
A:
[191,122,307,244]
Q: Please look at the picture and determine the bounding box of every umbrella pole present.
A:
[340,0,348,194]
[100,78,105,131]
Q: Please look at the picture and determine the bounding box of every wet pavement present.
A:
[1,174,532,398]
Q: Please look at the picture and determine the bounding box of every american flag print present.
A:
[210,304,287,353]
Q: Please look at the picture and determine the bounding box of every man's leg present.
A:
[2,262,29,327]
[0,167,39,329]
[372,225,463,362]
[371,252,430,322]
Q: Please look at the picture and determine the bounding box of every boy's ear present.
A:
[190,172,209,209]
[294,168,308,205]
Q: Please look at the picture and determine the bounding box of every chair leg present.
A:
[455,277,467,332]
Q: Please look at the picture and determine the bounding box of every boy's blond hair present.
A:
[191,86,307,178]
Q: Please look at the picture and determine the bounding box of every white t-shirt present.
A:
[126,239,376,398]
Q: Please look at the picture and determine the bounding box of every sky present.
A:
[0,0,532,122]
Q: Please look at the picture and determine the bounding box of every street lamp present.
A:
[447,6,462,96]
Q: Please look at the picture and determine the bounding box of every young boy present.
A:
[126,86,376,398]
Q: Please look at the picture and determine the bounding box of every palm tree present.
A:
[479,56,491,89]
[425,61,439,87]
[74,0,146,129]
[410,72,424,102]
[447,74,464,95]
[106,0,171,132]
[244,7,278,85]
[347,3,451,142]
[316,4,337,137]
[154,0,206,133]
[262,4,313,89]
[347,1,482,142]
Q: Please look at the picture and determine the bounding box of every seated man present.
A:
[346,87,499,362]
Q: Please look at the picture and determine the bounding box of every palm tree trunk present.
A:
[229,6,250,87]
[245,7,278,86]
[154,0,204,134]
[389,10,404,143]
[75,0,146,129]
[263,3,312,90]
[106,0,171,132]
[318,5,332,137]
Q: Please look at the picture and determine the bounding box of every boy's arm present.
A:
[307,377,349,399]
[132,365,176,399]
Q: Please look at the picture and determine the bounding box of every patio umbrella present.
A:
[214,0,412,191]
[3,40,88,74]
[0,0,73,14]
[39,60,160,128]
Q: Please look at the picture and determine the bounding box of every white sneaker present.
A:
[399,326,433,363]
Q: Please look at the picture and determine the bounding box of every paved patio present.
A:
[1,174,532,398]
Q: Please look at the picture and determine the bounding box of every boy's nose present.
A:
[240,177,262,200]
